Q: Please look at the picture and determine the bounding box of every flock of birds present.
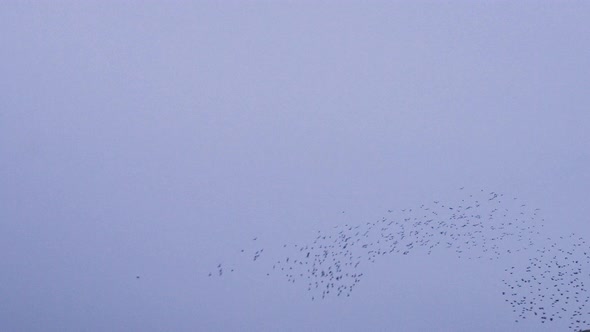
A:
[208,189,589,331]
[502,233,590,330]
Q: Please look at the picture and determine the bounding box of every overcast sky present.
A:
[1,1,590,331]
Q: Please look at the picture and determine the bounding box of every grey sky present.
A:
[1,1,589,331]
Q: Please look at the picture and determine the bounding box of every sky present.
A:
[1,1,590,331]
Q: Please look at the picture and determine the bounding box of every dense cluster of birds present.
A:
[208,188,589,331]
[502,233,590,330]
